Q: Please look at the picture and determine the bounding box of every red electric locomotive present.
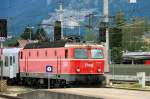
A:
[19,40,106,87]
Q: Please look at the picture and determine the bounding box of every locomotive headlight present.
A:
[76,68,80,73]
[97,68,101,72]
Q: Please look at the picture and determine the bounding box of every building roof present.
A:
[123,52,150,60]
[3,48,22,54]
[17,40,29,48]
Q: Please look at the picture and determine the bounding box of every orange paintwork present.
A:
[19,45,105,75]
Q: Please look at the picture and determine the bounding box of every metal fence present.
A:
[109,64,150,81]
[110,64,150,76]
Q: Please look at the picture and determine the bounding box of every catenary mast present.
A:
[103,0,109,73]
[56,1,64,39]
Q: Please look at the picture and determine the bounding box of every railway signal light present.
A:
[0,19,7,38]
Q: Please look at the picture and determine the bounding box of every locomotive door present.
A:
[57,56,61,74]
[24,55,28,75]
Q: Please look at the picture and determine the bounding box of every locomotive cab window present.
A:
[74,49,88,59]
[91,49,103,59]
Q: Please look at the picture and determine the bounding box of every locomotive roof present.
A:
[24,40,104,49]
[24,40,68,49]
[65,43,104,48]
[3,48,22,54]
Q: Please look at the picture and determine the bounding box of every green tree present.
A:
[122,18,150,51]
[110,12,150,63]
[21,26,34,40]
[34,27,49,42]
[110,11,126,63]
[4,37,19,47]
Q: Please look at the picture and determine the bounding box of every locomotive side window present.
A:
[29,52,31,57]
[45,50,48,57]
[37,51,39,57]
[91,49,103,59]
[65,49,68,58]
[74,49,88,59]
[54,50,57,56]
[20,52,23,59]
[5,56,8,67]
[10,56,12,65]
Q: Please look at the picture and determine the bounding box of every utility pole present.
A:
[103,0,109,73]
[85,14,94,31]
[26,26,34,41]
[0,18,7,91]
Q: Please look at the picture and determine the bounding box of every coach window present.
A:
[65,49,68,58]
[10,56,12,66]
[0,56,1,60]
[13,56,15,63]
[5,56,8,67]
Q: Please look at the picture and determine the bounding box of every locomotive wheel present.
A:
[25,78,32,86]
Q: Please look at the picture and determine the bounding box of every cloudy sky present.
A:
[0,0,150,36]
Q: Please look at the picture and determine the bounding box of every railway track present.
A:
[2,84,150,99]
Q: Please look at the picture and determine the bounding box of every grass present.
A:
[130,83,142,88]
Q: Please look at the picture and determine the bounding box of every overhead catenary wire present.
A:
[4,0,150,37]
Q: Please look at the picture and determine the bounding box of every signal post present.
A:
[0,37,5,92]
[0,19,7,92]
